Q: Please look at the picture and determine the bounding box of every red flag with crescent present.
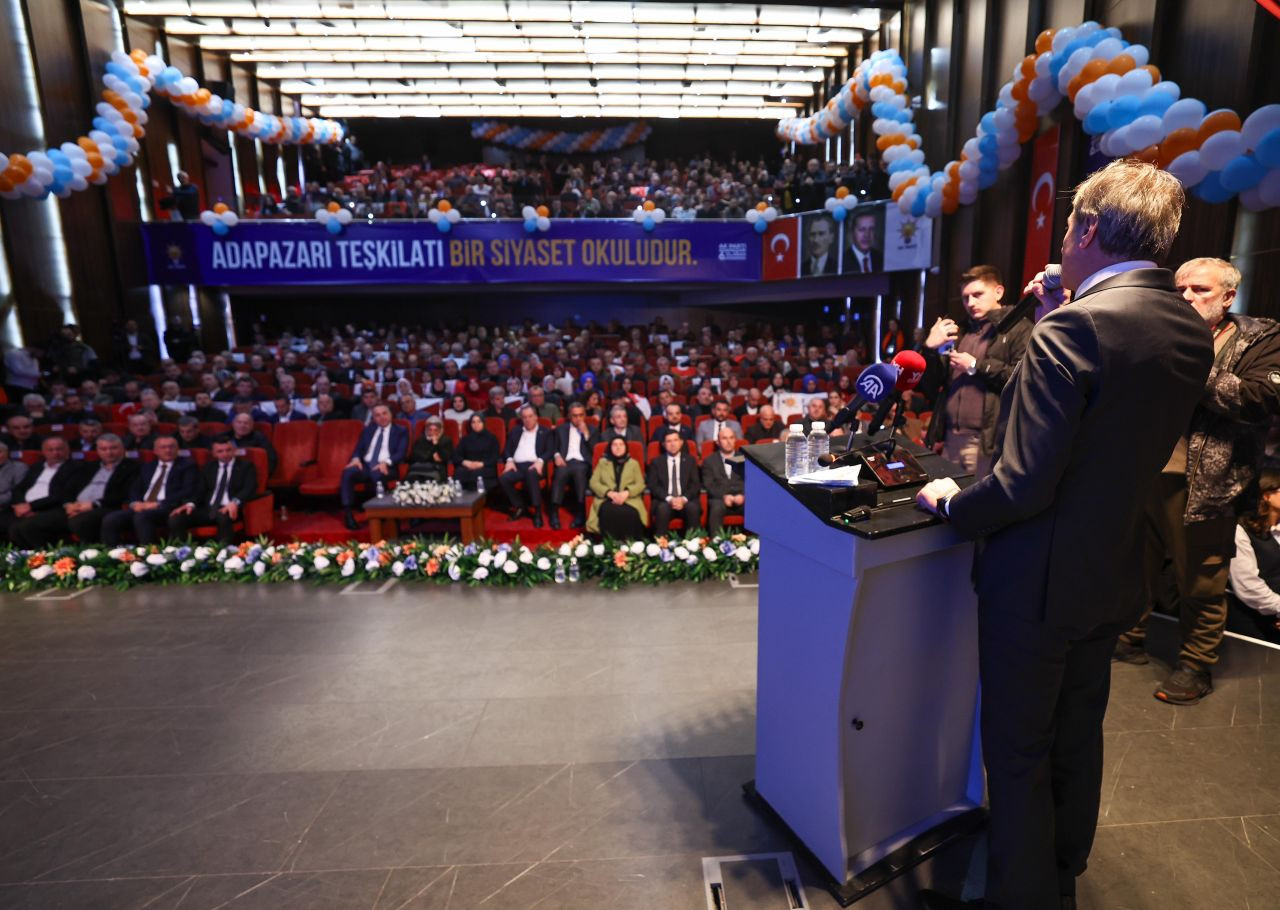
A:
[763,217,799,281]
[1022,124,1060,288]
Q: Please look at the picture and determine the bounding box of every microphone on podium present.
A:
[995,264,1062,334]
[828,361,898,431]
[865,350,927,435]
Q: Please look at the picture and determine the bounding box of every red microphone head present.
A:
[891,349,927,390]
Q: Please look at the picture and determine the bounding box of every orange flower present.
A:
[53,557,76,577]
[26,553,46,568]
[336,551,353,565]
[731,533,747,543]
[613,550,629,568]
[120,552,136,563]
[655,536,669,549]
[425,557,441,576]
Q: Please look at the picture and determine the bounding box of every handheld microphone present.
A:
[829,361,897,430]
[995,264,1062,334]
[865,351,927,436]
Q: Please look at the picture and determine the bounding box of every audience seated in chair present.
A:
[168,436,259,544]
[550,402,598,530]
[702,425,745,533]
[646,428,702,535]
[100,436,199,546]
[11,434,139,548]
[499,404,553,527]
[340,404,408,530]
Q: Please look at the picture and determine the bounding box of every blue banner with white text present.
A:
[141,220,761,286]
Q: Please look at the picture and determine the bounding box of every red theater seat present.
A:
[269,420,318,490]
[646,439,697,464]
[298,420,363,496]
[190,447,273,540]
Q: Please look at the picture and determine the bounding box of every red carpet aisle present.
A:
[270,506,582,547]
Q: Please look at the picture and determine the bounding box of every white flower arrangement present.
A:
[391,480,463,506]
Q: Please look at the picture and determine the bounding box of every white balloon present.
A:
[60,142,87,160]
[30,167,53,187]
[428,209,442,223]
[335,208,352,225]
[69,175,88,192]
[179,77,198,96]
[536,216,550,231]
[1028,76,1055,105]
[220,211,238,227]
[998,83,1015,109]
[521,205,536,220]
[200,210,218,225]
[746,208,761,223]
[89,172,108,186]
[0,153,7,172]
[763,206,778,221]
[651,208,666,223]
[110,50,131,67]
[925,192,943,218]
[1035,53,1052,77]
[19,180,45,197]
[1092,37,1125,60]
[69,159,92,177]
[1163,98,1207,134]
[840,195,857,210]
[1126,115,1164,149]
[1199,130,1243,171]
[1126,45,1149,67]
[823,197,839,212]
[993,108,1015,131]
[446,208,460,223]
[997,143,1021,165]
[996,127,1019,147]
[27,151,51,170]
[1091,74,1122,103]
[1051,29,1074,54]
[883,144,910,162]
[1242,104,1280,151]
[315,209,331,224]
[1257,168,1280,207]
[1166,150,1208,187]
[1115,69,1153,97]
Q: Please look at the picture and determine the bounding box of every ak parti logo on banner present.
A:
[1022,124,1061,288]
[762,217,799,281]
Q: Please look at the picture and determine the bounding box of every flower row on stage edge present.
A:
[1,534,760,593]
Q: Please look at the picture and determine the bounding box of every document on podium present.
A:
[788,465,862,486]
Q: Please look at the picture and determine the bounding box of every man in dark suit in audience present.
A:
[122,413,156,452]
[100,435,199,545]
[228,412,277,476]
[550,403,598,530]
[11,434,138,547]
[599,405,643,446]
[190,392,226,423]
[500,404,554,527]
[483,386,518,426]
[916,161,1214,910]
[2,436,83,541]
[701,425,745,532]
[340,404,408,530]
[310,394,342,423]
[175,416,212,452]
[746,404,785,442]
[0,414,44,453]
[646,428,701,535]
[168,436,259,543]
[650,402,694,444]
[349,387,382,425]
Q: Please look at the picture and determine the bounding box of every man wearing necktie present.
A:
[101,435,199,545]
[646,428,702,535]
[694,398,743,444]
[841,209,883,274]
[340,405,408,530]
[168,437,258,543]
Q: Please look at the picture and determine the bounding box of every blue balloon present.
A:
[53,167,72,184]
[832,205,848,222]
[523,218,537,233]
[1256,127,1280,170]
[887,157,914,174]
[105,62,129,80]
[753,219,768,234]
[437,219,452,234]
[211,220,230,236]
[979,154,999,174]
[1083,101,1113,136]
[1107,95,1142,131]
[895,109,914,124]
[979,112,997,135]
[642,215,655,232]
[1220,154,1267,193]
[979,134,999,157]
[325,218,342,235]
[1138,91,1175,119]
[114,151,129,166]
[910,190,928,217]
[978,170,999,190]
[1192,170,1234,204]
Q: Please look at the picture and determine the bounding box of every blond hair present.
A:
[1176,257,1241,292]
[1071,160,1184,261]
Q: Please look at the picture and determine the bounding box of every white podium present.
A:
[743,450,984,904]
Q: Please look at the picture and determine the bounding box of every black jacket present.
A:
[127,458,200,509]
[924,306,1033,457]
[553,423,600,462]
[190,458,258,507]
[599,425,643,446]
[701,451,745,498]
[453,431,500,473]
[948,269,1213,634]
[406,434,454,481]
[650,422,694,444]
[11,461,85,511]
[502,424,554,463]
[74,458,140,509]
[646,451,701,501]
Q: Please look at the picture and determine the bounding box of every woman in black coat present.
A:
[452,412,500,491]
[406,416,454,483]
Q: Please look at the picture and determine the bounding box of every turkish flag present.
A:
[1021,124,1061,288]
[763,217,799,281]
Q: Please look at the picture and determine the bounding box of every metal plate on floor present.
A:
[702,853,808,910]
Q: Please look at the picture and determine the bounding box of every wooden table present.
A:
[362,492,486,542]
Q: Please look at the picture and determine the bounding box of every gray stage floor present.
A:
[0,580,1276,909]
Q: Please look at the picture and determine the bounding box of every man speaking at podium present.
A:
[916,160,1213,910]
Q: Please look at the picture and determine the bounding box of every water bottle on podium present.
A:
[808,421,829,472]
[784,424,808,478]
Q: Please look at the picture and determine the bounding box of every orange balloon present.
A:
[1069,59,1109,101]
[0,175,11,193]
[1020,55,1037,80]
[326,201,340,213]
[1156,127,1198,167]
[102,89,122,105]
[195,88,211,105]
[891,177,917,202]
[1130,144,1160,165]
[9,154,31,177]
[536,204,549,217]
[1012,81,1029,102]
[86,154,103,170]
[437,199,452,213]
[942,195,959,215]
[946,161,961,178]
[1035,29,1055,55]
[77,136,97,152]
[213,203,229,214]
[130,48,147,64]
[133,123,143,138]
[1141,65,1161,84]
[906,137,919,149]
[1197,109,1242,145]
[876,134,905,151]
[835,185,850,199]
[890,80,906,94]
[755,201,768,211]
[1105,54,1135,76]
[643,200,655,211]
[244,110,255,126]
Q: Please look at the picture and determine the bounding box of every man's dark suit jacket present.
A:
[190,458,258,507]
[650,422,694,444]
[12,461,86,511]
[599,425,642,446]
[948,269,1214,634]
[502,424,553,462]
[553,423,600,460]
[125,458,200,509]
[646,451,702,501]
[76,458,140,509]
[841,246,883,273]
[701,451,745,498]
[800,253,839,277]
[348,423,409,465]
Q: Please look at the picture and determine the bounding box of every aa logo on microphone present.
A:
[857,372,887,399]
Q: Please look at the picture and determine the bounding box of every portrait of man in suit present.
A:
[800,213,838,277]
[841,207,884,273]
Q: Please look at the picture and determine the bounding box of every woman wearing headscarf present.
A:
[452,412,500,492]
[586,435,648,538]
[406,416,454,483]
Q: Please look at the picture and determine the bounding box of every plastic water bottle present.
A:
[375,480,385,499]
[808,421,829,472]
[784,424,808,478]
[554,558,566,584]
[568,557,580,583]
[476,475,485,496]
